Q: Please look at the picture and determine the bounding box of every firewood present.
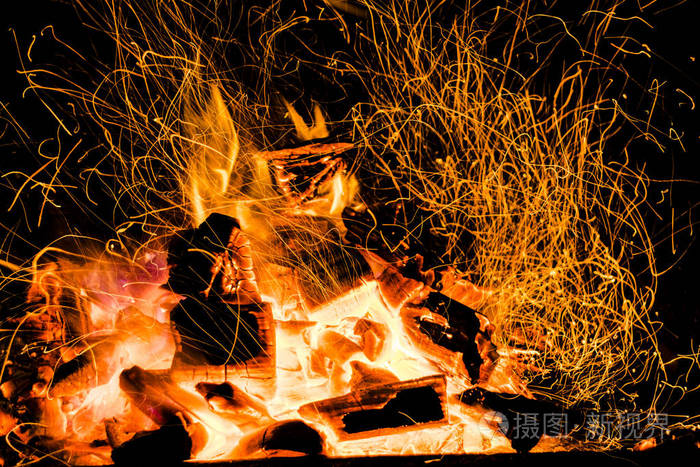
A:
[257,141,353,208]
[170,300,274,368]
[48,341,117,398]
[167,213,276,385]
[400,292,498,384]
[459,387,581,453]
[230,420,324,458]
[376,264,426,310]
[298,375,447,440]
[119,366,213,427]
[167,213,262,304]
[104,419,133,449]
[110,418,192,465]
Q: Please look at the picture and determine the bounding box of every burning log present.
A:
[119,366,214,427]
[170,300,275,371]
[167,213,253,300]
[298,375,447,440]
[231,420,324,458]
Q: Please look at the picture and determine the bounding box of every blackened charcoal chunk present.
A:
[170,298,263,366]
[111,418,191,464]
[419,292,484,382]
[417,319,482,382]
[459,388,580,453]
[424,292,481,339]
[167,213,240,296]
[258,420,324,454]
[342,386,444,434]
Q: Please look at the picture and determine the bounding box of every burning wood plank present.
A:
[298,375,448,440]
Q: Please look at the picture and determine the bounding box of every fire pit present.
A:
[0,0,698,465]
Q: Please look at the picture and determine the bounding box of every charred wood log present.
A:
[111,417,192,465]
[119,366,215,427]
[48,342,117,398]
[167,213,275,382]
[459,387,582,453]
[375,262,427,310]
[231,420,325,458]
[167,213,260,304]
[298,375,447,440]
[170,300,274,369]
[257,141,353,208]
[401,292,498,384]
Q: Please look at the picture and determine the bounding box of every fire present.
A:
[1,0,697,464]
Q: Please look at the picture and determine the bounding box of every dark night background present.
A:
[1,0,698,426]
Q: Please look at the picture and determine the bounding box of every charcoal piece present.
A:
[111,418,191,465]
[343,385,443,434]
[423,292,481,339]
[167,213,240,296]
[459,387,582,453]
[401,292,492,383]
[298,375,447,440]
[171,299,266,366]
[232,420,324,458]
